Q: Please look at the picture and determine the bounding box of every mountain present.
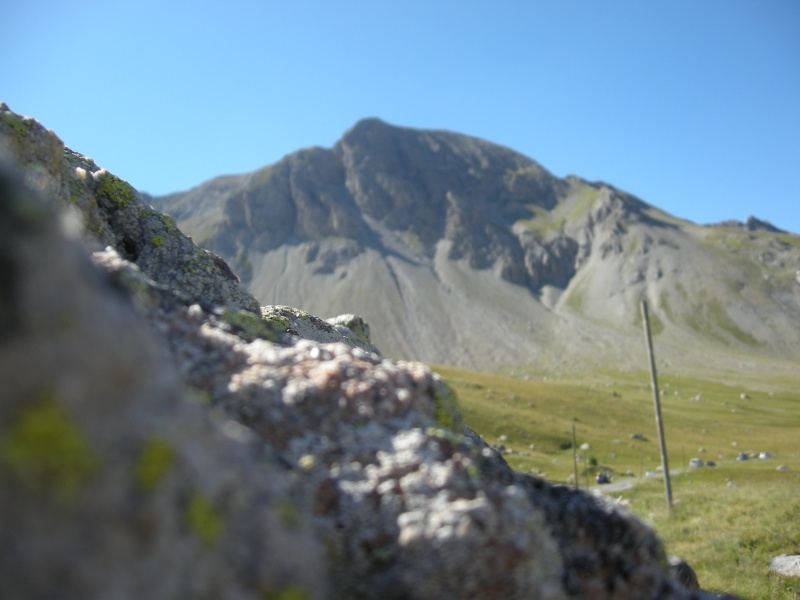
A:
[151,118,800,374]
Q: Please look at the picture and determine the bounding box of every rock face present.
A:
[1,104,735,599]
[151,118,800,373]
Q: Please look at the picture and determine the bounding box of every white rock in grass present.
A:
[770,554,800,578]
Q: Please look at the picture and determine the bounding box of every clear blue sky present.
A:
[2,1,799,232]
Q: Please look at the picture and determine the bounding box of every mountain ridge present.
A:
[150,118,800,373]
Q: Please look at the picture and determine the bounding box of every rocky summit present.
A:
[0,103,739,598]
[151,118,800,374]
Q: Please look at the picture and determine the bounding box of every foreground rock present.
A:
[1,104,735,599]
[0,157,325,599]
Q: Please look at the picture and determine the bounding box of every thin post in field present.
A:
[641,300,673,511]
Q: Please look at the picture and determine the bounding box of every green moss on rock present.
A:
[1,394,99,499]
[270,305,314,322]
[263,314,291,332]
[142,210,179,235]
[153,212,178,233]
[276,499,302,529]
[135,437,174,491]
[433,379,462,431]
[185,493,223,545]
[424,425,464,446]
[95,172,137,208]
[262,584,310,600]
[219,309,280,341]
[0,109,31,141]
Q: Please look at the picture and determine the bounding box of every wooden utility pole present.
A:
[641,300,673,511]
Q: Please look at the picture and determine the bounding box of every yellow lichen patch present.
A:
[185,493,223,545]
[135,437,174,491]
[276,499,302,529]
[262,584,310,600]
[1,395,99,499]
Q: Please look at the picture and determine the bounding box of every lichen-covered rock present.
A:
[162,322,713,599]
[326,313,380,354]
[262,304,381,355]
[0,161,325,600]
[0,102,258,313]
[0,104,735,600]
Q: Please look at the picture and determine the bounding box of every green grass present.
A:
[680,295,762,348]
[431,364,800,599]
[515,204,566,239]
[776,233,800,248]
[513,180,604,240]
[670,280,764,349]
[700,228,800,290]
[563,278,587,313]
[622,464,800,599]
[568,184,601,220]
[703,230,750,251]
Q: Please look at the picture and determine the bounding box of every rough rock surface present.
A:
[1,104,737,599]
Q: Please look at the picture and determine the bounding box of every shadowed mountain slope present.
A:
[151,119,800,373]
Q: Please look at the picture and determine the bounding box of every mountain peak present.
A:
[340,117,398,144]
[347,116,392,130]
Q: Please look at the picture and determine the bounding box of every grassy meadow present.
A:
[432,364,800,599]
